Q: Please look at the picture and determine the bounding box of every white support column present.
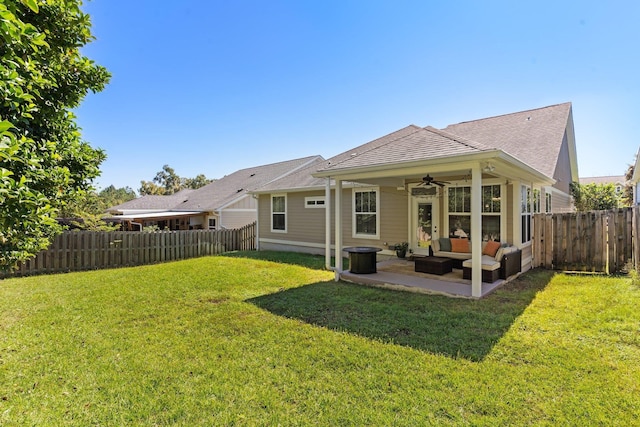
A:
[512,180,522,247]
[334,178,343,281]
[325,178,332,270]
[471,164,482,297]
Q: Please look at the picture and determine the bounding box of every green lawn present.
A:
[1,251,638,425]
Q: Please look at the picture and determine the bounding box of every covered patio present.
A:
[340,257,512,298]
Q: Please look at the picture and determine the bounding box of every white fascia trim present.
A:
[312,150,504,179]
[249,181,360,195]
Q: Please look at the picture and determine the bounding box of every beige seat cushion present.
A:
[462,255,501,271]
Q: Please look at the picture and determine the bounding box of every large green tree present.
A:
[570,182,621,211]
[59,185,136,231]
[0,0,110,269]
[139,165,213,195]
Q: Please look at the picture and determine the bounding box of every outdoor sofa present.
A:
[432,237,522,282]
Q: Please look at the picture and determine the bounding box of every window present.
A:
[521,185,531,243]
[448,185,502,241]
[545,192,552,213]
[448,186,471,238]
[271,194,286,232]
[353,188,378,237]
[305,196,326,208]
[482,184,501,241]
[208,218,216,230]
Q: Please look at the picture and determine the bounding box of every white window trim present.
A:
[352,187,380,239]
[521,184,532,243]
[271,194,287,233]
[545,188,552,213]
[444,183,505,242]
[304,196,326,208]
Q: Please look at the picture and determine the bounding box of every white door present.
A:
[411,196,439,256]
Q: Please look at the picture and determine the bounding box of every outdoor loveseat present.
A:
[431,237,522,283]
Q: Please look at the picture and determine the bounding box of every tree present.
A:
[622,162,635,207]
[570,182,621,211]
[0,0,110,269]
[58,185,136,231]
[139,165,212,195]
[183,173,211,190]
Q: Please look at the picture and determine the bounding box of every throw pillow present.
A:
[438,237,451,252]
[483,240,501,257]
[450,238,469,253]
[494,248,505,262]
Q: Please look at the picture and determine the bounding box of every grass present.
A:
[1,251,639,425]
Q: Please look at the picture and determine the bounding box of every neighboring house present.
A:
[630,148,640,205]
[251,102,579,297]
[106,156,322,231]
[579,175,626,195]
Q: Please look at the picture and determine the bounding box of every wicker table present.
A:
[343,247,382,274]
[414,256,453,275]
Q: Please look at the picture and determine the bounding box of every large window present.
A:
[448,186,471,238]
[353,188,378,238]
[448,185,501,241]
[545,191,552,213]
[521,185,531,243]
[482,184,501,241]
[271,194,286,232]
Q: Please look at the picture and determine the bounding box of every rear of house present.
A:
[253,103,579,296]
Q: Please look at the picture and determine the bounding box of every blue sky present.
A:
[75,0,640,191]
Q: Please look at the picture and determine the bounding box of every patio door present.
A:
[411,197,439,256]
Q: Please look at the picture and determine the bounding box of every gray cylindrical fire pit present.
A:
[343,247,382,274]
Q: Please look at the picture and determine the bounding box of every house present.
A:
[252,102,579,297]
[579,176,626,195]
[630,148,640,205]
[106,156,322,231]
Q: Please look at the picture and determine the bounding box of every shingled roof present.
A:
[443,102,572,178]
[316,125,494,172]
[107,189,196,212]
[107,156,322,213]
[178,155,322,211]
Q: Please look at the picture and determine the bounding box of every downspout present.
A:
[254,198,260,250]
[132,222,143,232]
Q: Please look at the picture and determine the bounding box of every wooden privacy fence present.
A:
[3,222,256,278]
[532,208,636,273]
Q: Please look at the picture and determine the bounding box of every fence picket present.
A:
[533,208,635,273]
[2,223,256,278]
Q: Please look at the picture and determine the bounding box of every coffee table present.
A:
[414,256,453,275]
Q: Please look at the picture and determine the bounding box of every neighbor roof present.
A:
[579,175,626,185]
[108,156,323,213]
[107,189,195,212]
[177,155,322,211]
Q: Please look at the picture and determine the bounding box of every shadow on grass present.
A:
[222,250,348,271]
[248,269,555,361]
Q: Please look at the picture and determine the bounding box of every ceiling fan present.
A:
[420,174,450,187]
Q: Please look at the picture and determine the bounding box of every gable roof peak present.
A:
[450,102,572,127]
